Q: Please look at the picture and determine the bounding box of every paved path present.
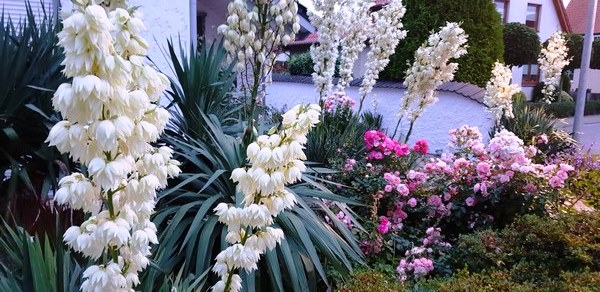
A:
[555,115,600,153]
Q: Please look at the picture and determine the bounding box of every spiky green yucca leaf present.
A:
[0,221,86,292]
[142,114,364,291]
[164,38,239,140]
[0,1,70,224]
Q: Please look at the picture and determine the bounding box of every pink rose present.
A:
[413,139,429,155]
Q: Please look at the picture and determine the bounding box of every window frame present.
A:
[522,63,540,87]
[525,3,542,32]
[494,0,510,23]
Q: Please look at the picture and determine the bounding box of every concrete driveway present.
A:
[555,115,600,153]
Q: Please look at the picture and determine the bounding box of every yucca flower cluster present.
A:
[218,0,300,93]
[336,0,371,92]
[483,62,521,121]
[538,31,571,103]
[358,0,407,108]
[47,1,179,291]
[211,104,321,292]
[400,22,468,123]
[308,0,348,99]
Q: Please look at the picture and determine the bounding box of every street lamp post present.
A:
[573,0,598,141]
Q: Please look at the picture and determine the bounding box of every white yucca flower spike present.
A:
[483,62,521,121]
[400,22,469,123]
[538,31,571,103]
[211,104,321,292]
[358,0,407,110]
[48,2,180,291]
[218,0,300,97]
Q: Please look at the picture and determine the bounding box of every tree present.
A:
[380,0,504,87]
[564,33,600,70]
[503,22,541,67]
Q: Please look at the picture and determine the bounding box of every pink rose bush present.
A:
[328,125,573,282]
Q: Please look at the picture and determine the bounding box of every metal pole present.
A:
[190,0,198,50]
[573,0,598,141]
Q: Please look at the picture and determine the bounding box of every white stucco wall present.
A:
[505,0,563,41]
[572,69,600,94]
[504,0,565,99]
[59,0,190,77]
[265,82,495,152]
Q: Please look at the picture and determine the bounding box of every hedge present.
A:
[380,0,504,87]
[503,22,541,67]
[530,100,600,118]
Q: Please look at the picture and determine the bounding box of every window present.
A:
[494,0,509,23]
[197,11,207,39]
[526,4,541,31]
[522,63,539,86]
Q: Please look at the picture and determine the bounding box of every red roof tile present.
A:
[567,0,600,34]
[287,32,318,46]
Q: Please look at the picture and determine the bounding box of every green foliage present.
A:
[530,100,600,118]
[503,22,541,67]
[0,2,72,228]
[0,221,86,292]
[410,269,600,292]
[143,114,364,291]
[338,269,404,292]
[165,38,238,140]
[288,52,313,76]
[565,33,600,70]
[381,0,504,86]
[306,112,382,166]
[493,97,554,142]
[448,213,600,283]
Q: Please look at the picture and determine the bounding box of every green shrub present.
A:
[410,269,600,292]
[338,269,405,292]
[448,213,600,284]
[530,100,600,118]
[565,33,600,70]
[381,0,504,87]
[288,52,313,76]
[306,111,382,166]
[503,22,541,67]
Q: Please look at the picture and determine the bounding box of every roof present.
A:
[553,0,572,33]
[271,73,486,104]
[566,0,599,34]
[287,32,318,46]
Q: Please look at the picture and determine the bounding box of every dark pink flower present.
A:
[413,139,429,155]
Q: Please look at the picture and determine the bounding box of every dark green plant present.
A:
[565,33,600,70]
[381,0,504,86]
[338,269,405,292]
[305,111,382,166]
[530,100,600,118]
[492,97,552,141]
[503,22,541,67]
[164,38,239,140]
[0,221,87,292]
[0,1,72,231]
[448,213,600,284]
[142,114,364,291]
[288,52,313,76]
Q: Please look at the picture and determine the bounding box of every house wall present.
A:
[59,0,190,79]
[197,0,227,41]
[504,0,564,99]
[572,68,600,94]
[265,82,495,151]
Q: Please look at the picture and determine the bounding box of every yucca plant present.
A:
[0,221,87,292]
[164,38,240,139]
[306,111,382,166]
[0,2,72,231]
[141,113,364,291]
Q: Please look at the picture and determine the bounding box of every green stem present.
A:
[392,117,402,140]
[404,121,415,144]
